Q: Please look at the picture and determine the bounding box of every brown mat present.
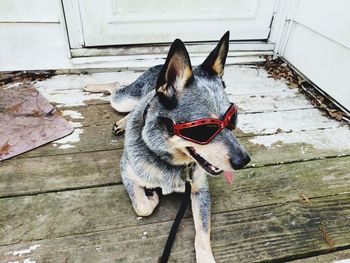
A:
[0,84,74,161]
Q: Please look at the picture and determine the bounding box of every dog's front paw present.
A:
[195,247,216,263]
[112,120,126,136]
[195,237,216,263]
[133,190,159,217]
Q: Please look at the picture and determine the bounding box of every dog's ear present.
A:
[156,39,193,109]
[201,31,230,77]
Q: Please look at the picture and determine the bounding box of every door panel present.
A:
[78,0,275,46]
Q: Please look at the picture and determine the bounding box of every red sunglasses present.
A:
[172,103,238,145]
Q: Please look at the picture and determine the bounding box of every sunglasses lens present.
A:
[179,124,220,143]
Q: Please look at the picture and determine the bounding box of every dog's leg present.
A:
[110,95,139,113]
[191,172,215,263]
[121,157,159,216]
[113,113,129,136]
[84,83,120,94]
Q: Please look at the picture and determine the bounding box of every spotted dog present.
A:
[85,31,251,262]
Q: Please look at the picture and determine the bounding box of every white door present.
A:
[76,0,276,46]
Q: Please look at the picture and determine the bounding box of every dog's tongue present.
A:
[224,171,234,185]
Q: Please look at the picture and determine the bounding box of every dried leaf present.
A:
[289,83,299,89]
[275,128,283,134]
[329,111,343,121]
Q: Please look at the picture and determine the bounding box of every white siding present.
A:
[281,0,350,111]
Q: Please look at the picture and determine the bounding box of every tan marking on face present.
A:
[166,136,195,165]
[167,136,232,171]
[171,149,193,165]
[167,135,190,148]
[194,142,231,171]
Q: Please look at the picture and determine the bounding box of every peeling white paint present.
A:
[34,71,141,107]
[238,108,340,135]
[230,90,313,113]
[33,66,290,109]
[57,144,75,149]
[23,259,36,263]
[249,127,350,150]
[29,66,350,154]
[7,245,40,256]
[62,110,83,119]
[68,121,83,128]
[37,86,109,107]
[4,82,24,89]
[53,128,83,149]
[224,67,290,96]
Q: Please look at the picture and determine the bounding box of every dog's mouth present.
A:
[186,147,234,184]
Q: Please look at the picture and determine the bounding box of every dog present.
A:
[85,31,251,262]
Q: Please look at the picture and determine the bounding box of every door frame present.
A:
[60,0,294,66]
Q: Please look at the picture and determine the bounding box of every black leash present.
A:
[160,164,194,263]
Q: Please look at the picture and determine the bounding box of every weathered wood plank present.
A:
[1,156,350,246]
[1,193,350,262]
[0,150,120,197]
[16,123,350,165]
[244,127,350,166]
[232,91,314,113]
[36,67,312,113]
[18,124,123,158]
[57,92,315,128]
[2,132,350,198]
[236,108,341,136]
[59,104,123,127]
[32,66,293,108]
[291,249,350,262]
[56,89,312,115]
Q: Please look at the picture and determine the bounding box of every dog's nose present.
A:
[230,154,251,170]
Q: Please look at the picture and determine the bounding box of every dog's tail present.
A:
[84,83,120,94]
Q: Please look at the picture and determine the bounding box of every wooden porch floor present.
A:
[1,66,350,263]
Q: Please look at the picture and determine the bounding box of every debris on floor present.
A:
[0,84,73,161]
[0,70,55,87]
[264,57,350,125]
[319,222,335,251]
